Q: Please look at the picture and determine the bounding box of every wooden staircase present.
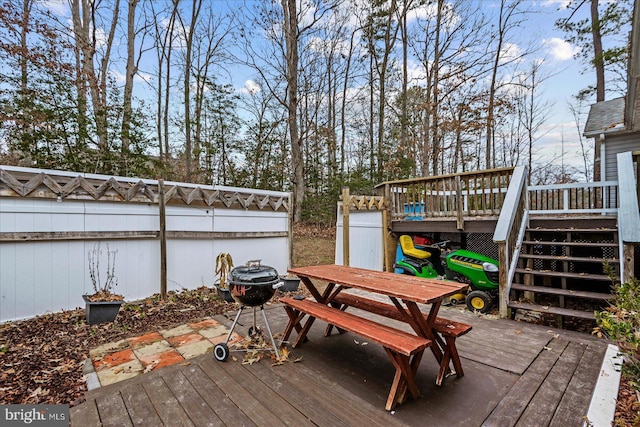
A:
[508,216,619,324]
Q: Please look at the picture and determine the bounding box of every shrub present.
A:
[594,277,640,391]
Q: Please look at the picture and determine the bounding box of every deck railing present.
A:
[617,151,640,282]
[492,166,529,318]
[528,181,619,214]
[383,168,514,229]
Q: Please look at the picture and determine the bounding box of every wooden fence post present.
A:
[158,179,167,300]
[342,187,350,266]
[288,192,294,269]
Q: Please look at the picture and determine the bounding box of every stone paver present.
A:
[96,359,144,386]
[159,324,195,338]
[167,332,204,348]
[88,317,233,388]
[132,340,173,359]
[93,349,136,372]
[198,325,228,339]
[89,339,129,358]
[138,350,185,371]
[128,332,164,348]
[175,339,214,359]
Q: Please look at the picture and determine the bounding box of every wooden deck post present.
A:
[455,176,464,230]
[342,187,350,266]
[158,179,167,300]
[383,184,394,272]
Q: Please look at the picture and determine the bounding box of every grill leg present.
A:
[224,306,245,344]
[260,305,280,361]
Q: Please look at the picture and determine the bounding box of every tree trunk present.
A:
[282,0,304,222]
[122,0,139,153]
[591,0,605,102]
[591,0,604,181]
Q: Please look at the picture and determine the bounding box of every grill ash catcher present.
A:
[213,261,283,362]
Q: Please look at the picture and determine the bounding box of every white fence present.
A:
[0,166,290,322]
[335,204,384,271]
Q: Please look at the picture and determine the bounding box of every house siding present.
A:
[605,135,640,181]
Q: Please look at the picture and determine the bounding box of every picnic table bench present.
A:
[326,292,472,386]
[281,296,431,411]
[280,264,470,411]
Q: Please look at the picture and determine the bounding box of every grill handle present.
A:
[272,281,284,289]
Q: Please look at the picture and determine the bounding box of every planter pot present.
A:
[83,295,124,325]
[215,286,235,303]
[280,277,300,292]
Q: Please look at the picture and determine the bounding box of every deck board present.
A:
[248,360,350,427]
[118,383,163,426]
[205,355,314,426]
[70,305,611,427]
[515,341,585,427]
[481,339,569,426]
[549,343,607,427]
[182,363,257,427]
[197,353,287,427]
[94,391,133,427]
[141,376,195,426]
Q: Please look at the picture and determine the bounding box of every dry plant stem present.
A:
[88,243,118,295]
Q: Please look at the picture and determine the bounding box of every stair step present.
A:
[510,283,612,300]
[518,254,620,264]
[514,268,612,281]
[507,301,596,320]
[527,228,617,233]
[522,240,618,248]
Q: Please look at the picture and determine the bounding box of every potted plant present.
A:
[83,243,124,324]
[214,252,235,302]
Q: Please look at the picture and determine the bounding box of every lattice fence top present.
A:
[0,166,290,212]
[345,195,387,211]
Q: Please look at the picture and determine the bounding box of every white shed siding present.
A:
[0,189,289,322]
[334,206,384,271]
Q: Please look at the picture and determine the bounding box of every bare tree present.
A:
[177,0,203,180]
[70,0,120,156]
[486,0,527,170]
[122,0,139,152]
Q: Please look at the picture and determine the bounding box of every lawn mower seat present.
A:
[399,235,431,259]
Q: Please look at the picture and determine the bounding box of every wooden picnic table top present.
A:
[288,264,467,304]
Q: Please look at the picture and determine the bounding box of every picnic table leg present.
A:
[292,314,316,348]
[446,335,464,378]
[324,303,348,337]
[404,301,444,364]
[282,307,304,342]
[384,348,423,411]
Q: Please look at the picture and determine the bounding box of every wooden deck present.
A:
[71,303,609,427]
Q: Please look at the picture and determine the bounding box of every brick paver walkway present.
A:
[86,318,242,387]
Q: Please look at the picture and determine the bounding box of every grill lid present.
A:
[229,265,279,284]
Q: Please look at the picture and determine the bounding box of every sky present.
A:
[38,0,631,177]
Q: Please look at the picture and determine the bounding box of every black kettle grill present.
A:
[214,262,283,362]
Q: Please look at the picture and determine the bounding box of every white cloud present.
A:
[110,70,153,85]
[500,42,522,65]
[238,79,261,95]
[543,37,580,61]
[42,0,69,17]
[542,0,572,9]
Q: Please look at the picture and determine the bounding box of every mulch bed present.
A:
[0,287,238,406]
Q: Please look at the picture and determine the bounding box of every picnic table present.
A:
[280,264,470,411]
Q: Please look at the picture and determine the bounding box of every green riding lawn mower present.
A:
[393,235,499,313]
